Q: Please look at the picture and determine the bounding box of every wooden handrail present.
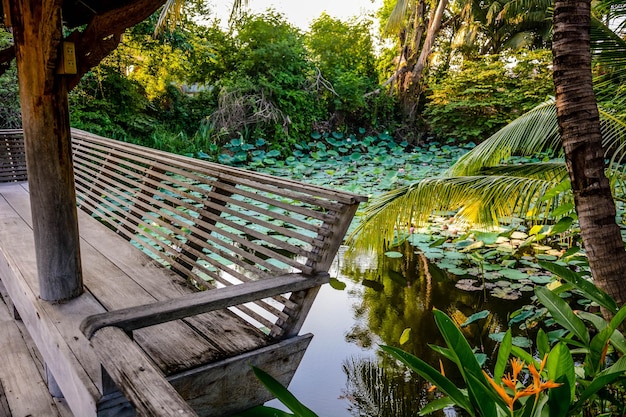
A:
[80,273,330,339]
[91,327,199,417]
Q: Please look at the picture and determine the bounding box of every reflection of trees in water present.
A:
[341,356,433,417]
[343,242,531,391]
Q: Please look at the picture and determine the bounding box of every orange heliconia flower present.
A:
[483,355,562,415]
[428,360,445,393]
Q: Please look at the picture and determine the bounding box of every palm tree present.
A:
[350,0,626,304]
[553,0,626,306]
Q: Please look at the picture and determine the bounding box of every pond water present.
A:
[267,245,533,417]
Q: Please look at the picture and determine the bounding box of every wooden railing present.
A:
[70,129,367,338]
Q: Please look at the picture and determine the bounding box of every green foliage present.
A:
[305,14,394,129]
[70,65,154,140]
[0,28,20,129]
[424,50,554,142]
[234,366,318,417]
[381,276,626,417]
[212,11,321,149]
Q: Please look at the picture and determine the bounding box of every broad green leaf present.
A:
[461,310,490,327]
[571,356,626,414]
[589,326,613,376]
[465,374,501,417]
[381,345,475,416]
[539,261,618,313]
[547,342,576,402]
[511,346,536,365]
[428,344,456,363]
[251,366,317,417]
[549,216,574,234]
[418,397,455,416]
[433,309,490,410]
[609,303,626,331]
[494,329,512,380]
[537,329,550,358]
[535,287,590,345]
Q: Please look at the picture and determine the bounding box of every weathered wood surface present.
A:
[10,0,83,302]
[171,334,313,417]
[70,128,366,337]
[0,185,103,417]
[91,327,198,417]
[0,281,71,417]
[81,272,329,339]
[0,129,366,416]
[0,131,26,183]
[0,183,327,416]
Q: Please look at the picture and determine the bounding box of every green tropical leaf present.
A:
[432,310,493,414]
[381,345,475,415]
[571,356,626,413]
[536,287,590,345]
[539,261,619,313]
[250,366,317,417]
[418,397,455,416]
[494,329,512,380]
[576,311,626,354]
[547,342,576,410]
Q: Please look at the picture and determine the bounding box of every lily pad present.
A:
[384,251,403,258]
[461,310,490,327]
[455,279,484,291]
[528,275,553,284]
[499,268,528,280]
[489,333,532,348]
[491,287,522,300]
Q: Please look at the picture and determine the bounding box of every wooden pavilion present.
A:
[0,1,367,415]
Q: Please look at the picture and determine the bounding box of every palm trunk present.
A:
[553,0,626,306]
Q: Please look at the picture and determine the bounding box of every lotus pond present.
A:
[238,131,591,416]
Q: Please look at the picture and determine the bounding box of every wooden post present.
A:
[9,0,83,301]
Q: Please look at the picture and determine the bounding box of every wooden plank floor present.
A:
[0,182,299,416]
[0,281,72,417]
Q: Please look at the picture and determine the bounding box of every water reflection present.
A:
[344,243,529,360]
[341,356,430,417]
[275,244,531,416]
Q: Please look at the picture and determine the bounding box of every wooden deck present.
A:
[0,182,315,416]
[0,128,366,416]
[0,280,72,417]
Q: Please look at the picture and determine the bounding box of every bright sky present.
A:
[212,0,383,30]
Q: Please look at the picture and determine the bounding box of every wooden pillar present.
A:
[9,0,83,301]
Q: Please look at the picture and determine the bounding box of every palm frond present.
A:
[590,17,626,69]
[347,174,565,252]
[446,99,561,176]
[480,162,567,181]
[155,0,184,35]
[384,0,413,34]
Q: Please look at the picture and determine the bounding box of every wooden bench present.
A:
[0,129,366,416]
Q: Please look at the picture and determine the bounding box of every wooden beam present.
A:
[9,0,83,301]
[81,273,330,339]
[90,326,198,417]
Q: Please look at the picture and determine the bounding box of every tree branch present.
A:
[66,0,166,89]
